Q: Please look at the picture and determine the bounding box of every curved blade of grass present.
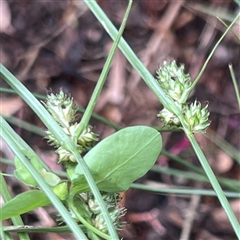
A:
[3,225,85,233]
[151,166,240,192]
[3,115,46,136]
[191,12,240,90]
[131,183,240,198]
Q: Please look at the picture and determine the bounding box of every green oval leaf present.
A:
[71,126,162,193]
[39,169,61,187]
[0,190,51,220]
[14,151,43,187]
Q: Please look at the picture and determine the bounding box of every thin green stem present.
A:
[229,64,240,110]
[3,225,84,233]
[190,12,240,91]
[187,134,240,238]
[131,183,240,198]
[75,0,132,141]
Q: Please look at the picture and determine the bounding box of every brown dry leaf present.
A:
[0,97,24,116]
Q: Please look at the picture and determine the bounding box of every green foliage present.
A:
[1,125,161,235]
[14,154,42,187]
[14,151,61,187]
[0,190,51,221]
[71,126,162,193]
[156,61,210,133]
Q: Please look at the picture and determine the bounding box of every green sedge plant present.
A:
[0,1,239,240]
[83,0,240,238]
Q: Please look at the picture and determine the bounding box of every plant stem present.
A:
[75,0,133,140]
[187,134,240,238]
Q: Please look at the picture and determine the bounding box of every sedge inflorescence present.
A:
[43,90,98,163]
[156,60,210,133]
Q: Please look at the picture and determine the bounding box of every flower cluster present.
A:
[156,61,210,133]
[68,192,126,234]
[43,90,98,162]
[183,101,210,133]
[156,60,191,104]
[85,192,126,233]
[43,90,77,128]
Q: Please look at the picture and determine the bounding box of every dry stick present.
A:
[179,186,202,240]
[95,49,127,112]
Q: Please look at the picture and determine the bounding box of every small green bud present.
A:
[45,130,61,148]
[42,90,77,128]
[52,182,68,201]
[77,125,99,148]
[183,101,210,133]
[156,60,192,104]
[56,145,83,163]
[39,168,61,187]
[93,213,107,233]
[157,107,181,126]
